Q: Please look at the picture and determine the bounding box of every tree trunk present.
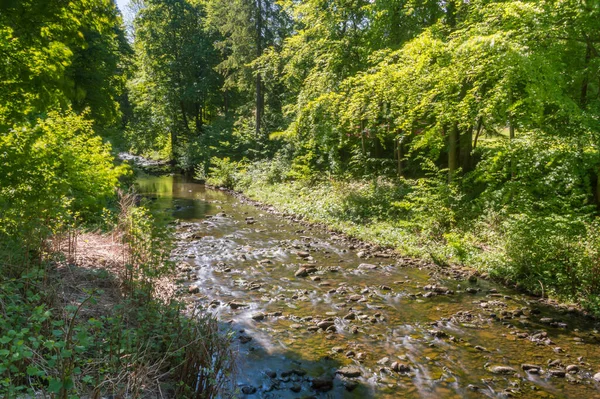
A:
[509,117,516,179]
[255,0,264,137]
[180,101,191,133]
[396,135,403,177]
[194,103,203,134]
[472,117,483,150]
[448,123,459,181]
[581,41,592,108]
[459,125,473,172]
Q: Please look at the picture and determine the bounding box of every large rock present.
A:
[593,372,600,382]
[336,366,362,378]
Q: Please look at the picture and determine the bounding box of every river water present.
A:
[136,173,600,399]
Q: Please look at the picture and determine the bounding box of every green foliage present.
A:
[204,157,244,189]
[0,0,130,133]
[127,0,223,160]
[0,204,234,398]
[0,110,128,273]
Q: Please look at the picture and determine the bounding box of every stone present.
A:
[290,384,301,393]
[428,330,448,338]
[336,366,362,378]
[348,295,363,302]
[251,313,265,321]
[239,336,252,344]
[343,313,356,320]
[188,285,200,294]
[317,321,335,330]
[295,268,309,277]
[311,376,333,392]
[549,369,566,377]
[521,364,541,372]
[566,365,579,373]
[489,365,516,374]
[297,251,310,258]
[229,302,247,309]
[391,362,410,373]
[241,386,256,395]
[593,372,600,382]
[377,357,389,365]
[332,346,344,353]
[358,263,378,270]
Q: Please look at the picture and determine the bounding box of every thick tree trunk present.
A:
[448,123,459,181]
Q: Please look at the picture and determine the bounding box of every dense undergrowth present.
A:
[0,109,234,398]
[0,190,236,398]
[204,153,600,315]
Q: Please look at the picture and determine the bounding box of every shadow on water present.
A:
[135,173,600,399]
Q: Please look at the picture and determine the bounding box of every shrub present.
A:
[0,110,128,273]
[204,157,243,189]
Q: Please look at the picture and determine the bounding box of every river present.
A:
[136,173,600,399]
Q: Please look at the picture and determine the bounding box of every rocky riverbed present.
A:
[137,173,600,399]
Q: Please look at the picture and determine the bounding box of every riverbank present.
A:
[0,191,235,398]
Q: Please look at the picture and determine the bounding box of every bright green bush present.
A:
[0,110,128,270]
[204,157,244,189]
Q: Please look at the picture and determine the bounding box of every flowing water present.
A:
[136,173,600,399]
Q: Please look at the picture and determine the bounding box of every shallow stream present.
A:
[136,173,600,399]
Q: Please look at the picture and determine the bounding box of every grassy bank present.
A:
[204,159,600,315]
[0,193,235,398]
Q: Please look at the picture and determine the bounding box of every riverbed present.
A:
[136,173,600,399]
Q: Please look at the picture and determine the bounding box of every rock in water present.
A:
[336,366,362,378]
[311,376,334,392]
[241,386,256,395]
[489,365,516,374]
[358,263,378,270]
[251,312,265,321]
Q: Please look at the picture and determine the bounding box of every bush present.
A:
[0,110,128,273]
[204,157,243,189]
